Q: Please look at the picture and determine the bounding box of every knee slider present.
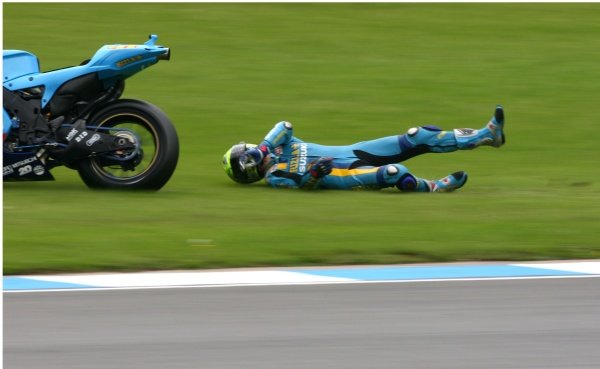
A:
[376,164,406,187]
[407,125,442,137]
[395,173,418,192]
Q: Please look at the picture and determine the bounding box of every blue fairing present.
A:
[3,50,40,80]
[3,35,169,109]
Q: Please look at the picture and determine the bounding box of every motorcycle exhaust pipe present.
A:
[157,48,171,61]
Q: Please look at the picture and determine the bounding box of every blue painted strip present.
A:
[295,265,584,281]
[3,264,592,292]
[3,277,92,291]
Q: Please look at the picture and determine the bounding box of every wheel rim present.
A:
[90,113,159,183]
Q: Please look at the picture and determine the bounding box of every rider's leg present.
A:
[321,163,468,192]
[378,164,468,193]
[404,105,505,151]
[348,105,505,165]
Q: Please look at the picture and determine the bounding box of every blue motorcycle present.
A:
[3,35,178,190]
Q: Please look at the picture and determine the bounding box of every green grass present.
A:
[3,3,600,274]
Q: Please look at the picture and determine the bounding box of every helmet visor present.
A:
[224,143,264,184]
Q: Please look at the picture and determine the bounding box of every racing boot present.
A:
[454,105,505,149]
[412,171,468,193]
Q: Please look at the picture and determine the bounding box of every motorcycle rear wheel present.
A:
[77,99,179,190]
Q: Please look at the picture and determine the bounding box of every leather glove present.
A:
[239,145,269,170]
[310,157,333,178]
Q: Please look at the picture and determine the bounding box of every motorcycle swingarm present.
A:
[55,125,136,164]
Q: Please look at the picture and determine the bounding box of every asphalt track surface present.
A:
[4,277,600,369]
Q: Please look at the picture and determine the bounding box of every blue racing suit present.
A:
[258,120,498,191]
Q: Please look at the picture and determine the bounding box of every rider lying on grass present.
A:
[222,105,505,192]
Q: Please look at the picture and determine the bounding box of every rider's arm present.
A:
[265,157,332,190]
[241,121,295,167]
[261,121,294,151]
[265,171,322,190]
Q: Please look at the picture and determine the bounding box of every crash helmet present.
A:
[222,143,264,184]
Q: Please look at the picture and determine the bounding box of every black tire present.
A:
[77,99,179,190]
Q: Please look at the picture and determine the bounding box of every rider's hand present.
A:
[310,157,333,178]
[239,145,269,170]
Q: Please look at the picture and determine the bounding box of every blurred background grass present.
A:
[3,3,599,274]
